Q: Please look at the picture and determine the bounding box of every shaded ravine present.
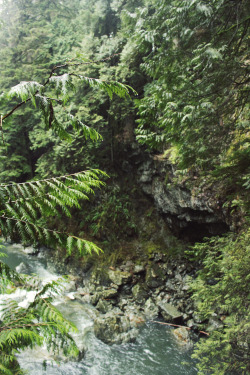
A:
[1,242,198,375]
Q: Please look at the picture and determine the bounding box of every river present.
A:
[1,242,198,375]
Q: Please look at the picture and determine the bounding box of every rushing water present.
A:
[1,242,198,375]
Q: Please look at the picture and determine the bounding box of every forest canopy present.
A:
[0,0,249,374]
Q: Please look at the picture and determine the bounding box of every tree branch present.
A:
[2,53,121,122]
[0,114,5,146]
[2,98,31,121]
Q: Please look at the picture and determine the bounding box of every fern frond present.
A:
[0,170,104,221]
[8,81,43,102]
[47,194,73,214]
[0,216,102,256]
[0,260,23,292]
[67,235,102,256]
[68,113,102,141]
[0,328,43,349]
[0,279,79,367]
[0,354,23,375]
[49,73,74,102]
[0,54,135,373]
[77,75,137,99]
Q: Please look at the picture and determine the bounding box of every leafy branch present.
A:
[2,53,135,122]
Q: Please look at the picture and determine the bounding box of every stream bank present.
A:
[47,244,204,348]
[2,241,198,375]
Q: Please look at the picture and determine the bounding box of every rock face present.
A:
[134,154,229,240]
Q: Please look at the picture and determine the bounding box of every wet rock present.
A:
[154,293,168,307]
[182,283,190,291]
[172,327,193,349]
[127,312,145,328]
[145,263,166,288]
[153,286,165,296]
[174,273,183,282]
[65,292,76,300]
[165,280,176,291]
[132,283,148,303]
[100,288,118,299]
[182,313,188,321]
[94,310,139,344]
[123,304,145,324]
[118,298,129,310]
[193,314,204,324]
[63,277,77,293]
[96,299,113,314]
[108,269,132,286]
[87,267,110,288]
[176,301,185,311]
[89,293,100,306]
[144,298,159,319]
[120,284,132,295]
[134,264,145,274]
[187,319,195,328]
[176,264,186,273]
[166,268,174,276]
[159,263,169,275]
[79,293,91,304]
[121,260,134,272]
[159,302,183,322]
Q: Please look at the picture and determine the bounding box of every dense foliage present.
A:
[133,0,249,166]
[0,0,249,374]
[0,2,135,372]
[0,72,132,375]
[188,229,249,374]
[0,55,134,251]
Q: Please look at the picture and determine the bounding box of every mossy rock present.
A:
[108,269,132,286]
[140,221,158,241]
[159,302,183,322]
[143,242,167,258]
[89,267,110,286]
[144,298,159,319]
[94,311,139,344]
[132,283,148,303]
[145,263,166,288]
[96,299,113,314]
